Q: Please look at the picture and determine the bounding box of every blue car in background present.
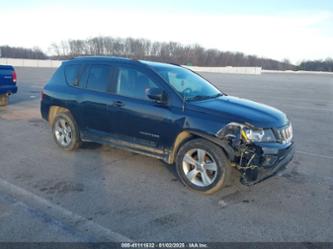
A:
[0,65,17,106]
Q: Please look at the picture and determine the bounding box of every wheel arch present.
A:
[167,130,235,164]
[48,105,71,125]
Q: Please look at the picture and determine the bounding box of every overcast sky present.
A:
[1,0,332,63]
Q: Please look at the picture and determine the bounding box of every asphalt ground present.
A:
[0,67,332,242]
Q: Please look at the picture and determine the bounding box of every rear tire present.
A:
[176,138,232,194]
[0,95,8,106]
[52,112,81,151]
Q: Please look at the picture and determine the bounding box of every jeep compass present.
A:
[41,56,294,194]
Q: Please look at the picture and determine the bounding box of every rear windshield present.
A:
[0,69,13,75]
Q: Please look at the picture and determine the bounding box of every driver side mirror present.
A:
[146,88,167,104]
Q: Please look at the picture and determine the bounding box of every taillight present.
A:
[12,71,17,83]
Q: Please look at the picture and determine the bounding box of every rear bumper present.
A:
[0,85,18,95]
[242,142,295,185]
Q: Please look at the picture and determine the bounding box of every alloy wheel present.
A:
[54,118,72,147]
[182,148,218,187]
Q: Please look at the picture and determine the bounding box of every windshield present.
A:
[151,65,222,101]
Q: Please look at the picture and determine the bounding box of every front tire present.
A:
[176,138,232,194]
[52,112,81,151]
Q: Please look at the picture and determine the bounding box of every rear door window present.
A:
[86,64,114,93]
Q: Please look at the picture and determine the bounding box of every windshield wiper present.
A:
[187,93,223,101]
[211,93,223,98]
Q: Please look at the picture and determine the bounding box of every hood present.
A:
[188,96,288,128]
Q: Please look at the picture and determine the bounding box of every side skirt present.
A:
[81,132,170,163]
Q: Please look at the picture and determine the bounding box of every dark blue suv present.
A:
[0,65,17,106]
[41,56,294,194]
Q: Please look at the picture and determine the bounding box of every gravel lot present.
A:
[0,67,332,242]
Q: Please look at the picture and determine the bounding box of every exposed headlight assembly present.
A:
[218,122,276,143]
[242,127,276,143]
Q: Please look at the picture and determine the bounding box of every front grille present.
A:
[276,123,293,144]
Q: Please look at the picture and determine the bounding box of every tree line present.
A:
[1,37,332,71]
[0,45,47,59]
[49,37,294,70]
[296,58,333,72]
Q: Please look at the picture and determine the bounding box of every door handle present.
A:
[112,100,124,107]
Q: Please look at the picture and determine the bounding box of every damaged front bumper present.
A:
[217,122,295,185]
[241,142,295,185]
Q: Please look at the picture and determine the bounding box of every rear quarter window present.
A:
[47,65,66,85]
[64,64,83,87]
